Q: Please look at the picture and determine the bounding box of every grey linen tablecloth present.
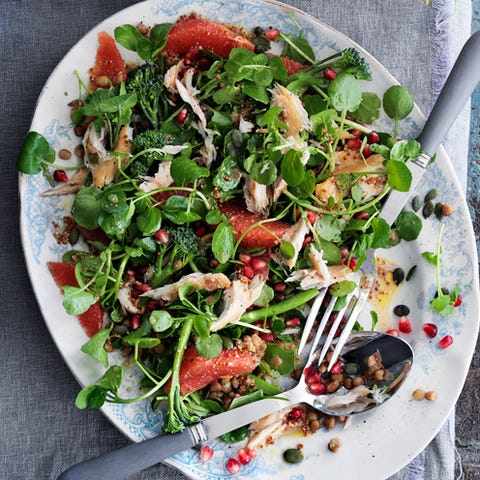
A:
[0,0,471,478]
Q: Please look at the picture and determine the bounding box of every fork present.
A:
[298,272,374,372]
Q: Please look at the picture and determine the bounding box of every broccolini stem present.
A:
[240,289,319,323]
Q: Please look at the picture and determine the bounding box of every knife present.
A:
[379,28,480,226]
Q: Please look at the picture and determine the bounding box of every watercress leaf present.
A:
[149,310,173,332]
[16,131,55,174]
[383,85,414,120]
[96,365,125,392]
[311,109,337,136]
[98,201,135,237]
[96,93,138,113]
[114,24,144,52]
[430,295,455,317]
[328,72,362,112]
[205,209,224,225]
[101,191,128,215]
[195,334,223,359]
[137,207,162,234]
[303,95,327,116]
[370,143,391,159]
[72,186,103,230]
[134,236,157,253]
[264,343,295,375]
[80,327,111,368]
[136,36,153,61]
[62,286,97,315]
[258,106,283,127]
[281,149,305,187]
[370,310,378,330]
[170,156,209,185]
[242,84,269,104]
[193,316,211,338]
[210,110,232,132]
[124,318,152,341]
[252,67,273,87]
[162,195,202,224]
[348,92,381,123]
[350,184,363,203]
[253,285,275,307]
[213,156,242,192]
[316,215,345,243]
[421,251,439,265]
[269,55,288,82]
[213,85,239,105]
[316,239,342,264]
[395,211,422,241]
[290,169,316,198]
[370,217,392,248]
[220,425,250,444]
[329,280,356,297]
[281,33,315,64]
[212,222,235,264]
[150,23,174,55]
[386,159,412,192]
[126,337,161,349]
[249,160,277,185]
[75,385,103,409]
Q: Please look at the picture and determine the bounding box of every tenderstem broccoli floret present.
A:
[319,47,371,80]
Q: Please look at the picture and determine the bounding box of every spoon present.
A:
[57,332,413,480]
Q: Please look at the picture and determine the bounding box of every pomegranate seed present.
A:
[194,226,207,237]
[226,458,240,474]
[200,445,214,463]
[302,236,313,248]
[454,294,463,307]
[246,448,257,459]
[209,259,220,268]
[348,257,358,271]
[136,283,152,293]
[286,317,301,327]
[251,258,267,271]
[354,211,369,220]
[330,361,343,375]
[176,108,188,124]
[439,335,454,349]
[398,316,412,334]
[131,315,140,329]
[287,407,304,421]
[259,332,275,343]
[323,67,337,81]
[126,269,136,278]
[243,265,255,279]
[308,382,326,395]
[145,301,157,311]
[306,210,317,225]
[237,448,251,465]
[422,323,438,338]
[264,28,280,41]
[53,169,68,182]
[273,282,287,292]
[306,372,322,384]
[351,128,362,137]
[362,144,371,157]
[367,131,380,144]
[340,247,349,259]
[346,138,362,150]
[154,229,170,244]
[386,329,400,337]
[239,253,251,264]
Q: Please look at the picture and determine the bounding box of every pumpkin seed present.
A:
[424,189,438,203]
[406,265,417,281]
[283,448,304,464]
[343,362,360,375]
[393,304,410,316]
[422,200,434,218]
[68,227,79,245]
[411,195,422,212]
[392,267,405,285]
[434,202,444,219]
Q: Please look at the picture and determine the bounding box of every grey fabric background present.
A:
[0,1,470,479]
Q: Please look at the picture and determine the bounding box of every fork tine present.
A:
[326,274,373,371]
[297,287,327,355]
[305,293,337,365]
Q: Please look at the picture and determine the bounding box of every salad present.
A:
[16,12,456,454]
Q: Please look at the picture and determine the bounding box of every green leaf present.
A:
[348,92,381,123]
[281,149,305,187]
[316,239,342,264]
[264,344,295,375]
[329,280,356,297]
[149,310,173,332]
[96,365,124,392]
[386,160,412,192]
[316,215,345,243]
[62,286,97,315]
[370,310,379,330]
[395,211,422,241]
[150,23,174,55]
[229,389,264,409]
[422,251,439,265]
[125,337,161,348]
[328,72,362,112]
[80,327,111,368]
[248,373,283,396]
[75,385,103,409]
[242,84,269,104]
[98,201,135,237]
[253,285,275,307]
[114,24,144,52]
[370,217,392,248]
[311,109,337,136]
[137,207,162,234]
[212,222,235,264]
[71,186,103,230]
[269,55,288,82]
[249,160,277,185]
[193,316,211,338]
[280,33,315,64]
[162,195,202,224]
[280,241,296,259]
[383,85,414,120]
[430,295,455,317]
[170,157,210,186]
[213,156,241,192]
[195,334,223,359]
[16,131,55,174]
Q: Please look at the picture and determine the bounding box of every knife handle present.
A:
[56,428,196,480]
[417,29,480,156]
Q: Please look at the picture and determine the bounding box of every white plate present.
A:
[19,0,480,478]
